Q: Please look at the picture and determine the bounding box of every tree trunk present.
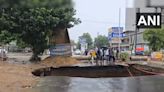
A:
[30,48,41,62]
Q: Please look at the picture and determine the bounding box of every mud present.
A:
[32,64,164,78]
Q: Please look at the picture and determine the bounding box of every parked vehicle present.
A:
[135,51,144,55]
[74,49,81,55]
[0,48,7,54]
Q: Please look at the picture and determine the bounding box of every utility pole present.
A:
[135,8,140,55]
[118,8,121,53]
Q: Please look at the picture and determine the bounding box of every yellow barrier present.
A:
[151,52,163,61]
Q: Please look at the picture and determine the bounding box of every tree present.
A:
[0,0,80,61]
[143,29,164,51]
[78,33,93,49]
[76,41,81,49]
[0,31,16,45]
[94,35,109,48]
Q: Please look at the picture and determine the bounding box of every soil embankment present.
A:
[0,56,79,92]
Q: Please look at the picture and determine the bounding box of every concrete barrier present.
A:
[130,56,149,61]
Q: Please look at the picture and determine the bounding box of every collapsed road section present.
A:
[32,64,164,78]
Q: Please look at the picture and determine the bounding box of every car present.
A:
[0,48,7,60]
[135,51,144,55]
[74,49,81,55]
[0,48,8,54]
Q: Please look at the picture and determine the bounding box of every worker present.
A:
[90,50,97,64]
[116,48,119,60]
[105,48,109,62]
[110,48,115,62]
[84,49,88,56]
[96,48,101,60]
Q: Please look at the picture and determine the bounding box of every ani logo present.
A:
[136,13,161,28]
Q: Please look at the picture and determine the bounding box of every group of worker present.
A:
[87,47,119,65]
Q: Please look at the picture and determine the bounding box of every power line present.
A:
[81,19,125,25]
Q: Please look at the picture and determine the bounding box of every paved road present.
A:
[34,75,164,92]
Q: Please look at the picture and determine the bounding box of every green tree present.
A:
[94,35,109,48]
[78,33,93,49]
[143,29,164,51]
[76,41,81,49]
[0,31,16,44]
[0,0,80,61]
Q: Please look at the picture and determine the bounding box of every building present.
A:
[125,0,164,52]
[108,27,127,50]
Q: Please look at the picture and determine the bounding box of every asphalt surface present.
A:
[34,75,164,92]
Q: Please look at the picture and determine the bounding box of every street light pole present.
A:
[135,8,140,55]
[118,8,121,53]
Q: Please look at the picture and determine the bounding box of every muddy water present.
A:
[34,75,164,92]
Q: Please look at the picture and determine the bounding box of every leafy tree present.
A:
[78,33,93,49]
[143,29,164,51]
[0,0,80,61]
[76,41,81,49]
[94,35,109,48]
[0,31,16,44]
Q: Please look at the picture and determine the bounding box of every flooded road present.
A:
[34,75,164,92]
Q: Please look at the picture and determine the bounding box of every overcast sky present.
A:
[69,0,134,42]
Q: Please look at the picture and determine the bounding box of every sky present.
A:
[69,0,134,42]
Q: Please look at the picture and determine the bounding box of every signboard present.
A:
[111,38,121,43]
[108,33,112,41]
[136,13,161,28]
[80,43,88,53]
[111,33,126,38]
[111,27,123,33]
[79,37,86,44]
[136,47,144,51]
[108,27,124,40]
[49,44,72,56]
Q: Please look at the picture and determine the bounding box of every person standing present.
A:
[96,48,100,60]
[84,49,88,56]
[105,48,109,62]
[116,48,119,60]
[90,50,96,64]
[102,48,105,61]
[110,48,115,62]
[108,48,112,62]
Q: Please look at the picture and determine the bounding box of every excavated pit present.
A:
[32,64,164,78]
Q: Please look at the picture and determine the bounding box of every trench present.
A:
[32,64,164,78]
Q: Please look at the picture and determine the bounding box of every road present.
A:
[34,75,164,92]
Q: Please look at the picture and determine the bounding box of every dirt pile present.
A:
[40,56,80,67]
[0,56,80,92]
[0,62,38,92]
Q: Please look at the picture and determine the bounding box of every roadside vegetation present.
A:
[0,0,80,61]
[144,28,164,52]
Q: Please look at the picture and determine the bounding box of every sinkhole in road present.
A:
[32,64,164,78]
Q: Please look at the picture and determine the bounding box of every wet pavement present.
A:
[34,75,164,92]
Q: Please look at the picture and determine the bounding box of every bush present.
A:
[120,52,130,61]
[144,50,151,56]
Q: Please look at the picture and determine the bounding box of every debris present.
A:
[41,56,80,67]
